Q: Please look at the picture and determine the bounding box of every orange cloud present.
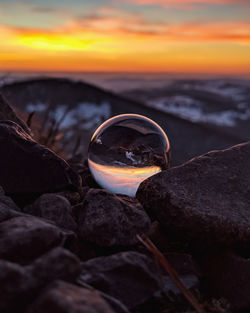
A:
[0,15,250,73]
[123,0,250,7]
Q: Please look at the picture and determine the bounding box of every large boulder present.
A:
[24,194,77,231]
[77,189,151,246]
[27,280,114,313]
[137,142,250,247]
[0,121,81,199]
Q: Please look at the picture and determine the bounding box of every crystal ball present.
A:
[88,114,170,197]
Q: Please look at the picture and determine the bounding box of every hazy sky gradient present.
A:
[0,0,250,73]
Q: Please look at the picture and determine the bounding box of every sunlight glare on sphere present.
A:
[88,114,170,197]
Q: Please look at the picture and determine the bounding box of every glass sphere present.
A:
[88,114,170,197]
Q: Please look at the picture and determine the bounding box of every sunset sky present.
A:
[0,0,250,73]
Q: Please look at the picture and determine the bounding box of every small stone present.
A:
[0,247,81,313]
[137,142,250,247]
[77,189,151,246]
[27,247,81,285]
[27,280,115,313]
[24,194,77,231]
[0,258,31,313]
[0,215,68,264]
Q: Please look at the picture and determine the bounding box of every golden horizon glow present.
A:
[0,1,250,74]
[88,158,161,196]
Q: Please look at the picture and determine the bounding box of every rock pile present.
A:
[0,98,249,313]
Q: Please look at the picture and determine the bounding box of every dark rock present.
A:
[78,251,161,309]
[137,142,250,247]
[80,161,101,189]
[0,121,81,199]
[0,186,20,212]
[68,156,100,189]
[0,247,81,313]
[66,236,96,262]
[27,280,114,313]
[27,247,81,285]
[76,282,130,313]
[78,251,200,311]
[148,221,188,254]
[201,249,250,311]
[56,190,81,205]
[0,186,21,222]
[0,93,31,135]
[24,194,77,231]
[0,215,69,263]
[0,258,32,313]
[162,253,201,295]
[77,189,151,246]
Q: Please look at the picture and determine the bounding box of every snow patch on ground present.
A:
[26,103,47,112]
[26,101,111,130]
[148,97,250,127]
[125,151,136,163]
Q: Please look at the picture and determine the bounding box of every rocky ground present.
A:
[0,94,249,313]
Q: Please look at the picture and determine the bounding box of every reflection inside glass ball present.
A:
[88,114,170,197]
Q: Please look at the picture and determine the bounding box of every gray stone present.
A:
[137,142,250,247]
[27,280,115,313]
[24,194,77,231]
[77,189,151,246]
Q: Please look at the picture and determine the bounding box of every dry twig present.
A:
[137,235,207,313]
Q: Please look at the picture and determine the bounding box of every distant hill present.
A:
[1,77,243,165]
[122,78,250,141]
